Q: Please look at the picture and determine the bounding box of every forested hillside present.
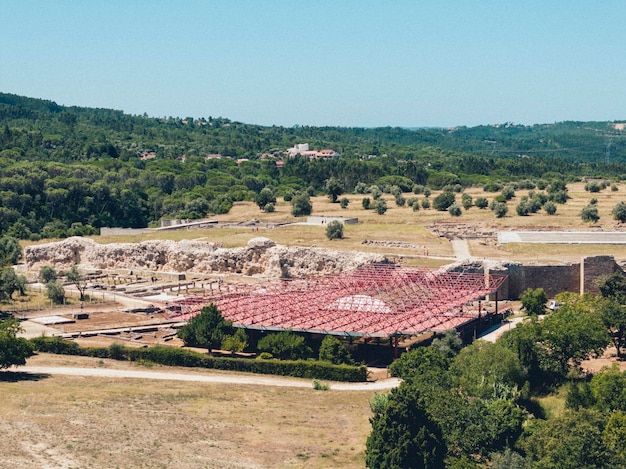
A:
[1,92,626,240]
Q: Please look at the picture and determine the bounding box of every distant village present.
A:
[140,143,340,164]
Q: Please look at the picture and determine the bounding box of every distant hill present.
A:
[1,92,626,241]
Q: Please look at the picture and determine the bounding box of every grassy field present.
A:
[74,181,626,265]
[1,353,374,469]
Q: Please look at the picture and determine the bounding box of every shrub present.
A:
[433,192,455,211]
[291,192,312,217]
[549,190,569,204]
[362,197,371,210]
[501,186,515,200]
[448,203,462,217]
[412,184,425,194]
[461,193,473,210]
[339,197,349,209]
[326,220,344,240]
[319,335,354,365]
[263,202,275,213]
[516,202,530,216]
[394,194,405,207]
[613,201,626,223]
[581,205,600,223]
[355,182,368,194]
[475,197,489,209]
[255,187,276,210]
[39,266,57,284]
[375,199,388,215]
[544,201,557,215]
[46,281,65,304]
[421,198,431,209]
[585,182,601,192]
[257,330,313,360]
[492,202,508,218]
[312,379,330,391]
[483,182,503,192]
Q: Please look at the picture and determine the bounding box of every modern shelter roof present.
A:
[174,263,507,338]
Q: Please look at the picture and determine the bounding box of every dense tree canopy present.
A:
[2,93,626,240]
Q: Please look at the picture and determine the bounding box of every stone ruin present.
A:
[24,237,387,279]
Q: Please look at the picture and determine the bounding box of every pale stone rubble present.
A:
[24,237,387,278]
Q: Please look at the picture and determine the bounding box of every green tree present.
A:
[46,281,65,304]
[362,197,371,210]
[339,197,349,209]
[581,204,600,223]
[430,329,463,358]
[325,220,344,240]
[520,409,612,469]
[39,265,57,284]
[256,330,312,360]
[318,335,354,365]
[0,268,26,301]
[596,273,626,357]
[291,192,312,217]
[461,193,472,210]
[176,304,234,350]
[448,203,462,217]
[255,187,276,210]
[221,328,248,353]
[324,177,344,203]
[433,192,455,211]
[374,199,388,215]
[540,295,610,375]
[598,298,626,358]
[520,288,548,316]
[474,197,488,209]
[0,236,21,267]
[366,383,447,469]
[0,317,34,369]
[604,410,626,466]
[543,201,557,215]
[449,341,526,400]
[492,201,508,218]
[65,265,88,301]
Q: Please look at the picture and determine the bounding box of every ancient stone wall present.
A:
[24,237,386,279]
[581,255,621,295]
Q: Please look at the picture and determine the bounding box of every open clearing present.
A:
[1,354,378,469]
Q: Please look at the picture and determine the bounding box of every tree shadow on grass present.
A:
[0,371,50,382]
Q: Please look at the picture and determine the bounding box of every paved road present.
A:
[498,231,626,244]
[13,365,402,391]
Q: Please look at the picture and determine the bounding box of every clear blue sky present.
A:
[2,1,625,127]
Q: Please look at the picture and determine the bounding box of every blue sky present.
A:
[2,1,625,127]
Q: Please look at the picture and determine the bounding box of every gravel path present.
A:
[14,365,402,391]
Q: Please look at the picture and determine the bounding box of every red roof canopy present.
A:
[174,264,507,338]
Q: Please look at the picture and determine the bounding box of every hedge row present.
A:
[30,337,368,382]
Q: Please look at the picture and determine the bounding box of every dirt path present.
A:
[450,238,472,260]
[13,364,401,391]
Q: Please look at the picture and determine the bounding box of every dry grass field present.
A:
[83,181,626,265]
[1,354,374,469]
